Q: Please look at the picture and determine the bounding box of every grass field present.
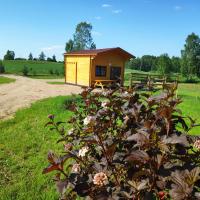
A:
[0,83,199,199]
[3,60,64,78]
[0,96,73,200]
[0,76,16,84]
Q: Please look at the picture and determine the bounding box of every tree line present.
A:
[127,54,181,74]
[3,50,57,62]
[127,33,200,79]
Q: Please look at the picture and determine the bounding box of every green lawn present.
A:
[0,84,199,199]
[177,84,200,134]
[0,76,16,84]
[0,96,74,200]
[3,60,64,78]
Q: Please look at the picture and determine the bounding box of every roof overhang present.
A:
[64,47,135,60]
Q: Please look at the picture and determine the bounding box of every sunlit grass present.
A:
[0,76,16,84]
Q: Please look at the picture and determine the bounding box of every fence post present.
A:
[129,73,133,89]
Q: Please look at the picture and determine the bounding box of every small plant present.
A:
[22,65,29,76]
[49,69,54,75]
[0,60,5,73]
[44,86,200,200]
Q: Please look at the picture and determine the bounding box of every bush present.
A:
[0,60,5,73]
[49,69,54,75]
[22,65,29,76]
[44,86,200,200]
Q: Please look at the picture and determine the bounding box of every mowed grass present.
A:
[0,96,74,200]
[0,76,16,84]
[3,60,64,78]
[177,84,200,134]
[47,81,65,85]
[0,84,199,200]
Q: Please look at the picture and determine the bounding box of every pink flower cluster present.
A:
[194,140,200,150]
[93,172,108,186]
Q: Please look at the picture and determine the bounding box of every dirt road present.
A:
[0,75,82,120]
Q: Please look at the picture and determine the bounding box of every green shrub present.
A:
[49,69,54,75]
[44,86,200,199]
[0,60,5,73]
[22,65,29,76]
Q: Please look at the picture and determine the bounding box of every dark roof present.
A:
[64,47,135,60]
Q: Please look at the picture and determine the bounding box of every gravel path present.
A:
[0,75,82,120]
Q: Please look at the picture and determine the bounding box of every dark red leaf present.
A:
[126,150,150,163]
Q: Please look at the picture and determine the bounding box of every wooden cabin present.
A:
[64,47,135,87]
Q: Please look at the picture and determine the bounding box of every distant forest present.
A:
[127,33,200,80]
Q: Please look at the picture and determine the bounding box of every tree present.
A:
[90,42,96,50]
[140,55,157,72]
[22,65,29,76]
[47,55,57,62]
[157,54,172,75]
[181,33,200,77]
[52,55,57,62]
[47,57,53,62]
[171,56,181,73]
[65,39,74,52]
[0,60,5,73]
[28,53,33,60]
[65,22,96,52]
[126,58,141,70]
[39,52,46,61]
[4,50,15,60]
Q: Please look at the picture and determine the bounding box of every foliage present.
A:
[52,55,57,62]
[66,39,74,53]
[28,53,33,60]
[171,56,181,73]
[49,69,54,75]
[126,58,141,71]
[157,54,172,75]
[126,55,178,74]
[4,50,15,60]
[15,58,27,61]
[39,51,46,61]
[22,65,29,76]
[65,22,96,52]
[0,60,5,73]
[181,33,200,78]
[44,86,200,199]
[47,55,57,62]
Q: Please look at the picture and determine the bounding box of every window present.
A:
[95,65,107,77]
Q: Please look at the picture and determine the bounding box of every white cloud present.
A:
[41,45,64,51]
[92,31,102,36]
[95,16,102,20]
[174,6,182,11]
[112,9,122,14]
[102,4,111,8]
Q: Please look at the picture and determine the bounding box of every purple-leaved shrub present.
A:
[43,85,200,200]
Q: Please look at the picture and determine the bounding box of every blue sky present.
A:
[0,0,200,60]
